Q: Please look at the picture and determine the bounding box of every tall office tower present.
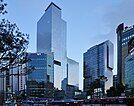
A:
[125,37,134,96]
[116,23,134,85]
[67,58,79,87]
[83,40,113,97]
[12,65,26,93]
[27,53,54,98]
[37,2,67,89]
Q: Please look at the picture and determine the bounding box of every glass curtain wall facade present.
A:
[83,40,113,97]
[27,53,54,98]
[125,54,134,96]
[125,37,134,96]
[37,2,67,89]
[116,23,134,84]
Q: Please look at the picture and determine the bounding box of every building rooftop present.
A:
[45,2,61,11]
[116,23,134,34]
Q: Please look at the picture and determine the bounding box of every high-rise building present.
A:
[125,37,134,96]
[83,40,113,97]
[37,2,67,89]
[128,37,134,54]
[11,64,26,94]
[116,23,134,84]
[63,58,79,96]
[67,58,79,87]
[37,2,79,90]
[27,53,54,98]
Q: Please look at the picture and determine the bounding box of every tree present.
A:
[0,0,7,15]
[86,83,95,98]
[0,0,30,102]
[117,83,125,95]
[87,76,108,98]
[0,0,29,72]
[106,83,125,97]
[86,79,100,98]
[106,86,116,97]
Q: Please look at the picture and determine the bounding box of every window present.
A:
[54,60,61,66]
[48,65,51,67]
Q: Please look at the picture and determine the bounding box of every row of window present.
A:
[122,34,134,42]
[34,67,46,69]
[122,35,134,46]
[122,42,128,46]
[31,58,46,60]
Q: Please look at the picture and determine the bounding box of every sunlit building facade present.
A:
[67,58,79,88]
[116,23,134,85]
[83,40,114,97]
[37,2,67,89]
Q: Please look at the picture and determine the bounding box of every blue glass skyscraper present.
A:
[27,53,54,83]
[27,53,54,97]
[37,2,67,89]
[125,37,134,96]
[83,40,114,97]
[37,2,79,90]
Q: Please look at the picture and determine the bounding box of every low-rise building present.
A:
[27,52,54,98]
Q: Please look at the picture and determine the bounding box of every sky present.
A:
[3,0,134,90]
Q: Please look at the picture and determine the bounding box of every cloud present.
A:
[104,0,134,29]
[100,0,134,74]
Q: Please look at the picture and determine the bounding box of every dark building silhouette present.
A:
[116,23,134,85]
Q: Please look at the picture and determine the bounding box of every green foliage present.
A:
[87,76,107,98]
[86,79,100,98]
[0,0,31,103]
[0,0,7,15]
[106,83,125,97]
[0,0,29,72]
